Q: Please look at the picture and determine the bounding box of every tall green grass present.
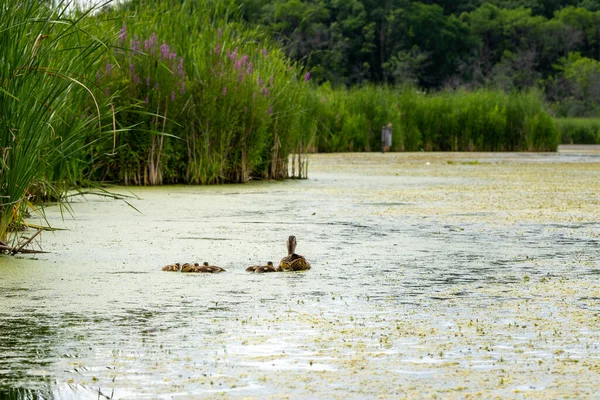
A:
[86,0,314,185]
[315,86,559,152]
[0,1,113,243]
[555,118,600,144]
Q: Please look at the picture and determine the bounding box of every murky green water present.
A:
[1,147,599,399]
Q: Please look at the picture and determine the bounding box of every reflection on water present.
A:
[1,151,599,398]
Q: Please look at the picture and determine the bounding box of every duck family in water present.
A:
[162,235,311,273]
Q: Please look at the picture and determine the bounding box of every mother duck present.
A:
[278,235,311,271]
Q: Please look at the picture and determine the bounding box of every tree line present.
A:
[235,0,600,116]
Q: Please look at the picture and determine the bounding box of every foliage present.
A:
[0,1,112,243]
[314,87,559,152]
[233,0,600,116]
[555,118,600,143]
[86,0,315,185]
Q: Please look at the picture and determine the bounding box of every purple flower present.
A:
[171,91,175,101]
[243,107,247,114]
[235,60,241,70]
[131,36,140,52]
[144,40,149,52]
[269,75,274,87]
[146,76,150,87]
[262,48,267,57]
[154,82,159,91]
[160,41,169,59]
[180,80,185,94]
[169,52,176,60]
[129,63,134,75]
[262,87,267,96]
[145,96,149,104]
[105,87,110,96]
[218,27,222,38]
[222,87,227,96]
[105,63,112,75]
[268,106,273,115]
[119,24,127,44]
[241,54,248,65]
[304,72,311,82]
[238,73,244,83]
[215,42,220,56]
[246,63,253,75]
[178,58,184,76]
[149,32,157,54]
[134,75,140,84]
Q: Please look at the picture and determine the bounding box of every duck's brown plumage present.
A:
[247,261,278,273]
[278,235,311,271]
[162,263,181,272]
[193,261,225,273]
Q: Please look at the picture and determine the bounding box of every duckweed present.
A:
[0,148,599,398]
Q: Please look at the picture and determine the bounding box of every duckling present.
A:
[162,263,181,272]
[278,235,311,271]
[247,261,278,273]
[181,263,196,273]
[193,261,225,273]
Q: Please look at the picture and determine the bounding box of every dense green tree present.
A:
[233,0,600,114]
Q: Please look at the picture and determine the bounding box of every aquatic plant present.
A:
[315,86,559,152]
[87,0,314,185]
[555,118,600,144]
[0,1,113,244]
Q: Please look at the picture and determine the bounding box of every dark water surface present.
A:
[1,149,599,399]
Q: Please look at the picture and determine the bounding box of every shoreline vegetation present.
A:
[0,0,591,249]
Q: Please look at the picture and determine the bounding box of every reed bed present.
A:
[315,86,559,152]
[88,0,314,185]
[0,1,113,244]
[555,118,600,144]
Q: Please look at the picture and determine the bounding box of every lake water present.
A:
[1,148,599,398]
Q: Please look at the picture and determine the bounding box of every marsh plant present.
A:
[315,86,559,152]
[555,118,600,144]
[90,0,315,185]
[0,1,113,244]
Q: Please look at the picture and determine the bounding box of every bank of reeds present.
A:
[0,1,113,244]
[555,118,600,144]
[315,86,559,152]
[88,0,314,185]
